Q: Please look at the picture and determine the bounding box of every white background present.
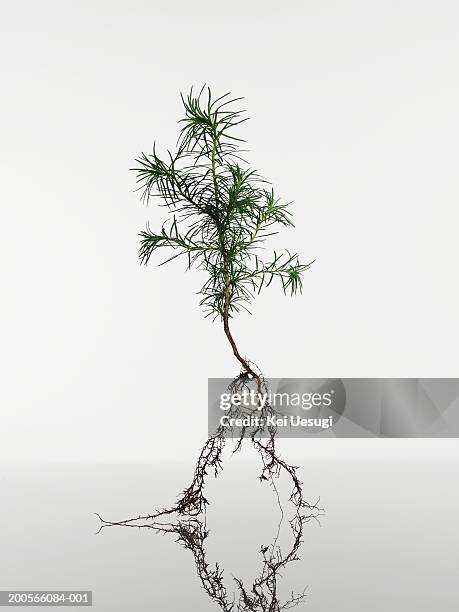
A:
[1,0,459,461]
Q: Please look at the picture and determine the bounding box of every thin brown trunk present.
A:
[222,286,260,384]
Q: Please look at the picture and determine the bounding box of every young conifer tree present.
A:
[98,91,320,610]
[135,86,311,379]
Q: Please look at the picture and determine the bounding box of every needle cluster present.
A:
[135,86,311,320]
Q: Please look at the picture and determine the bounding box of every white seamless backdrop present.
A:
[1,0,459,462]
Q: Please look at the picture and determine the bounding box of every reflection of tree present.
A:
[97,371,322,611]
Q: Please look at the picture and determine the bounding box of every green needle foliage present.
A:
[135,86,311,322]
